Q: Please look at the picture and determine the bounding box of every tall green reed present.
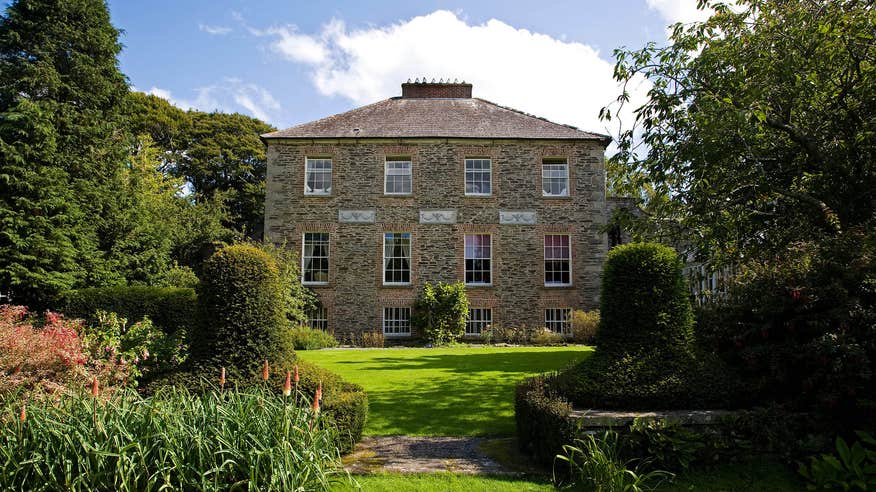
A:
[1,384,344,491]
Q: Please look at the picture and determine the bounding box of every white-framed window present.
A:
[384,158,412,195]
[544,234,571,286]
[464,234,492,285]
[304,158,332,195]
[544,308,572,334]
[466,308,492,336]
[306,306,328,331]
[302,232,330,284]
[383,232,411,285]
[542,158,569,197]
[383,307,411,336]
[465,158,492,196]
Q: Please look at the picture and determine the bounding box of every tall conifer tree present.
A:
[0,0,129,305]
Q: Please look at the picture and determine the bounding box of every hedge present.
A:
[194,244,291,368]
[515,374,575,466]
[58,286,196,334]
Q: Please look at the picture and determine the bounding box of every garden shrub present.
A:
[531,329,567,346]
[361,331,385,348]
[570,310,599,344]
[798,431,876,490]
[256,241,318,325]
[193,244,291,370]
[413,281,469,345]
[2,386,346,491]
[515,374,575,465]
[622,418,705,472]
[556,242,743,409]
[58,285,196,335]
[289,325,339,350]
[153,264,200,288]
[696,231,875,425]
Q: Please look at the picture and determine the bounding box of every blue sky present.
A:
[101,0,705,136]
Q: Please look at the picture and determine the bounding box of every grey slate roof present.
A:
[262,97,610,143]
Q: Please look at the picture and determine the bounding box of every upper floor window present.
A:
[544,234,571,286]
[383,232,411,285]
[544,308,571,334]
[302,232,330,284]
[542,158,569,197]
[464,234,492,285]
[304,158,332,195]
[466,308,492,336]
[385,158,412,195]
[465,158,492,196]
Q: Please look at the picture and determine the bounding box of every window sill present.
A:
[382,283,413,288]
[544,283,574,288]
[383,333,412,338]
[541,195,572,200]
[303,282,330,287]
[303,194,334,198]
[464,194,494,198]
[465,283,494,288]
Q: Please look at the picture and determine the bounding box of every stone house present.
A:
[262,81,611,340]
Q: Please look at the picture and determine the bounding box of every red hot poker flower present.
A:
[262,360,270,381]
[293,364,300,383]
[219,367,226,389]
[19,404,26,423]
[90,377,99,398]
[283,370,292,397]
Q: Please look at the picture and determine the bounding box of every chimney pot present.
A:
[400,80,473,99]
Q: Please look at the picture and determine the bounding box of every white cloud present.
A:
[254,10,649,141]
[645,0,711,24]
[145,80,280,123]
[198,23,232,35]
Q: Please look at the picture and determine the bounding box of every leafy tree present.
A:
[0,0,130,305]
[603,0,875,263]
[125,93,276,237]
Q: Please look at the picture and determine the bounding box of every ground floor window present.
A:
[466,308,492,336]
[544,308,571,334]
[306,306,328,331]
[383,307,411,336]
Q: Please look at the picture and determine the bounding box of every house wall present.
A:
[264,138,607,340]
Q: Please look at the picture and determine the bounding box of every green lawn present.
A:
[297,346,592,436]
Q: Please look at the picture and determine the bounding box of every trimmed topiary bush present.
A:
[598,242,693,357]
[515,374,576,466]
[552,242,743,410]
[58,286,196,335]
[193,244,291,370]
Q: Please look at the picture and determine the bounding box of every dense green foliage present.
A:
[255,240,317,325]
[604,0,875,262]
[289,325,339,350]
[598,243,693,356]
[0,0,129,306]
[59,286,196,335]
[557,243,742,409]
[194,244,290,369]
[413,281,469,345]
[125,92,276,236]
[697,232,876,424]
[798,431,876,490]
[514,375,575,465]
[3,386,344,491]
[299,346,591,437]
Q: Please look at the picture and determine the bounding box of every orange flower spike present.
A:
[311,393,320,414]
[283,370,292,397]
[262,359,270,382]
[293,364,300,383]
[219,367,226,390]
[90,377,99,398]
[19,404,26,423]
[316,380,323,401]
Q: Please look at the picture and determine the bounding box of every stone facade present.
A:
[264,138,608,339]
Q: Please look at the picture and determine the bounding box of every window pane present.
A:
[465,158,492,195]
[466,308,493,335]
[302,233,330,284]
[384,233,411,284]
[464,234,491,285]
[305,158,332,195]
[544,234,571,285]
[385,160,412,194]
[542,160,569,197]
[307,306,328,331]
[383,307,411,335]
[544,308,571,334]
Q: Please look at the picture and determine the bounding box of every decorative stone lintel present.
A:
[338,210,376,223]
[499,210,537,225]
[419,210,457,224]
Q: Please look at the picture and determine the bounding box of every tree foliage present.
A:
[0,0,130,306]
[604,0,876,262]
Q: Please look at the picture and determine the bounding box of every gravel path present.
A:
[344,436,513,475]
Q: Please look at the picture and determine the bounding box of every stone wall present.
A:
[264,138,607,338]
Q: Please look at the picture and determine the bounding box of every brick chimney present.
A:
[401,80,472,99]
